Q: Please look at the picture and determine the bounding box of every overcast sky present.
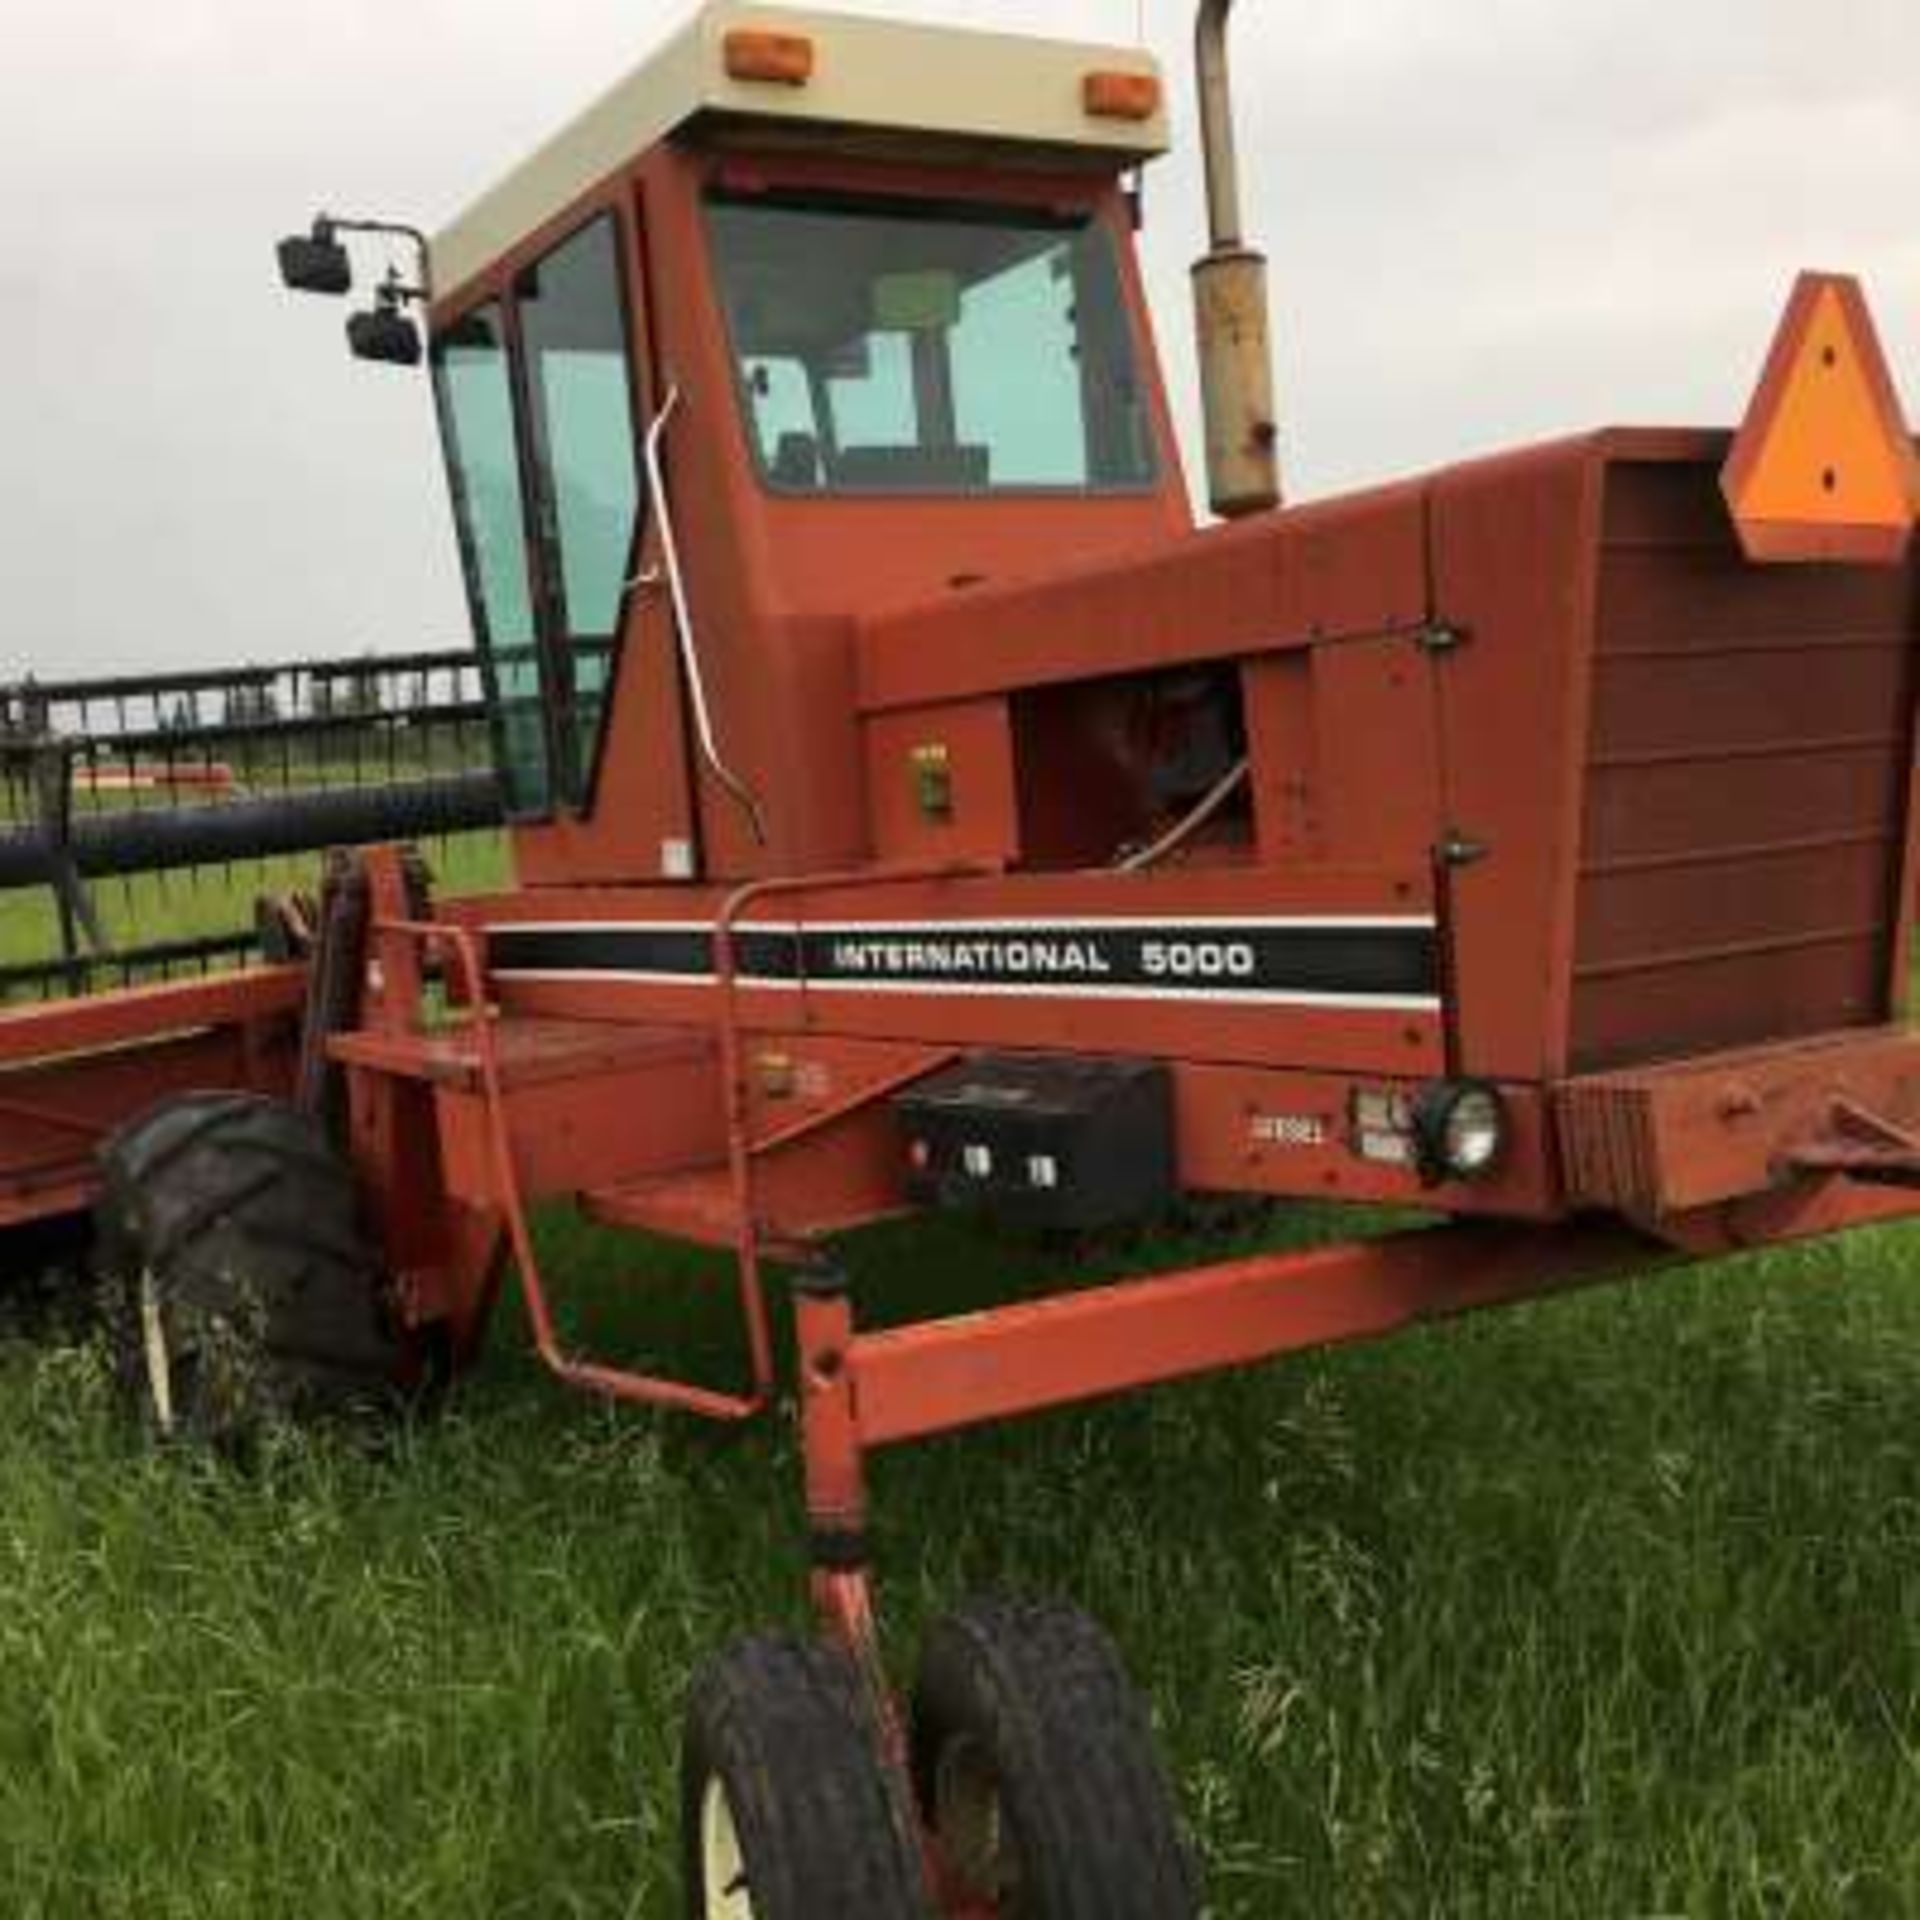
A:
[3,0,1916,675]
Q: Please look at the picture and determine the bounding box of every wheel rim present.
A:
[700,1775,756,1920]
[137,1268,176,1436]
[934,1733,1022,1905]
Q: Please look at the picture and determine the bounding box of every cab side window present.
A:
[431,302,552,817]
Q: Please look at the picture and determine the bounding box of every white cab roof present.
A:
[433,1,1168,299]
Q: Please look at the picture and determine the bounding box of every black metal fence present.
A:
[0,649,505,1004]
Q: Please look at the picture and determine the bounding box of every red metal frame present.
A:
[844,1220,1657,1449]
[0,968,302,1226]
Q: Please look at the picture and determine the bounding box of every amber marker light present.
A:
[1083,70,1162,122]
[724,29,816,86]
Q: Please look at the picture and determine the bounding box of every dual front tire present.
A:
[682,1636,926,1920]
[682,1600,1198,1919]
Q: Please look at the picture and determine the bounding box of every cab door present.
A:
[464,203,698,885]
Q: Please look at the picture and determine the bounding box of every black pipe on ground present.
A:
[0,771,504,888]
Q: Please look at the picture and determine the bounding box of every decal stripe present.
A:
[484,918,1442,1010]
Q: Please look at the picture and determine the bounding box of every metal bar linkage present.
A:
[851,1220,1662,1448]
[0,646,477,711]
[374,915,772,1424]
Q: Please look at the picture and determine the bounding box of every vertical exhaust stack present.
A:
[1193,0,1281,517]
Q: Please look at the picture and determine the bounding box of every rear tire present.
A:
[681,1635,931,1919]
[93,1092,401,1446]
[911,1597,1199,1919]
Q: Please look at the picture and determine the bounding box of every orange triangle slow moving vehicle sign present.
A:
[1722,272,1920,564]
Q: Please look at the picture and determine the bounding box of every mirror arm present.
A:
[312,213,435,301]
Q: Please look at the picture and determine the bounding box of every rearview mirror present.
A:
[347,307,422,367]
[873,270,962,334]
[277,232,353,296]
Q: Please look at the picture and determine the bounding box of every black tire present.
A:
[93,1091,402,1445]
[910,1598,1199,1919]
[681,1635,932,1920]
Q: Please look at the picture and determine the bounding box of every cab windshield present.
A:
[706,190,1157,496]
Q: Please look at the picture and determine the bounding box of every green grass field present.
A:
[0,832,509,980]
[4,856,1920,1916]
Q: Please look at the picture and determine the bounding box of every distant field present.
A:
[0,830,509,982]
[3,853,1920,1915]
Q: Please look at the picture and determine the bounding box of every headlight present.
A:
[1410,1079,1506,1185]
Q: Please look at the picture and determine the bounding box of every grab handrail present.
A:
[642,384,768,846]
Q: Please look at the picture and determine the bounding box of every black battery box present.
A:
[893,1054,1174,1231]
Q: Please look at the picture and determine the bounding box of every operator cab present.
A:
[418,3,1184,885]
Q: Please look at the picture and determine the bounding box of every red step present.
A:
[331,1015,713,1093]
[583,1165,741,1247]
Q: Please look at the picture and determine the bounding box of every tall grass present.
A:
[4,1204,1920,1916]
